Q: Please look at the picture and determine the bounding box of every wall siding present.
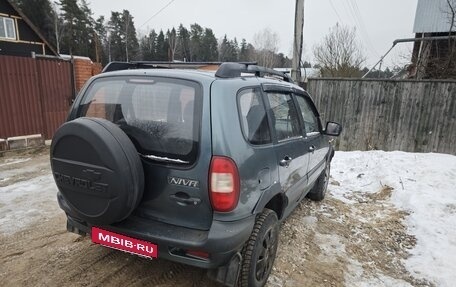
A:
[307,78,456,154]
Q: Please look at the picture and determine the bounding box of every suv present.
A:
[50,62,342,287]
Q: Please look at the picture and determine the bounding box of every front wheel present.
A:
[306,161,330,201]
[239,209,279,287]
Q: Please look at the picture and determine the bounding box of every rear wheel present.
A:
[239,209,279,287]
[306,161,330,201]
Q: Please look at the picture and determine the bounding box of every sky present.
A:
[89,0,419,69]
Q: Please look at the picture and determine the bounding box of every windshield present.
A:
[78,76,202,165]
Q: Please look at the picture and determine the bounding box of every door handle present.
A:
[279,156,293,167]
[309,145,315,153]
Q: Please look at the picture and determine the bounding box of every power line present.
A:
[340,0,380,59]
[328,0,343,23]
[138,0,176,29]
[349,0,380,56]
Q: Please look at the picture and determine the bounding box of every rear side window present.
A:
[267,93,301,141]
[79,76,201,165]
[238,88,271,145]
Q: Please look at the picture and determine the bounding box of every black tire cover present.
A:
[51,117,144,225]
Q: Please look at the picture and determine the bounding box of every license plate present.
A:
[91,227,158,258]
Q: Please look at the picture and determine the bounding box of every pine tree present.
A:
[94,16,107,63]
[108,11,124,61]
[239,39,256,63]
[167,28,178,61]
[201,28,218,61]
[121,10,139,61]
[177,24,190,61]
[140,29,157,60]
[219,35,238,62]
[190,23,203,61]
[59,0,95,57]
[155,30,168,60]
[107,10,139,61]
[79,0,96,58]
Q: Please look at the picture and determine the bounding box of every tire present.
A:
[239,209,279,287]
[306,161,330,201]
[51,117,144,225]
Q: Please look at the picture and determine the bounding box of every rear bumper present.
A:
[60,192,254,269]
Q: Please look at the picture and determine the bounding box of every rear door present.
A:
[78,76,213,230]
[264,91,310,204]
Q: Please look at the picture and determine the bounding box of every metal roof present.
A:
[414,0,456,33]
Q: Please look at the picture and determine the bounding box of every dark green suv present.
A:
[50,62,342,287]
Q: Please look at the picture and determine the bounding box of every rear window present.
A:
[79,76,202,165]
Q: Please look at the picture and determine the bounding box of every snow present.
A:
[0,175,58,234]
[0,157,31,167]
[330,151,456,287]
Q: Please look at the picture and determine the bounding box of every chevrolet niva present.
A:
[50,62,342,287]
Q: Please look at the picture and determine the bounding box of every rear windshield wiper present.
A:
[140,154,189,164]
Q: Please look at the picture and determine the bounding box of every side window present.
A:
[267,93,301,141]
[238,88,271,145]
[295,95,320,136]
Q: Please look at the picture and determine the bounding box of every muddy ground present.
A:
[0,148,432,286]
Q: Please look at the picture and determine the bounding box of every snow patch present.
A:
[331,151,456,287]
[0,174,59,234]
[0,157,31,167]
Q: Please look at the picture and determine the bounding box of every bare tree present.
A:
[167,28,178,61]
[313,24,366,77]
[252,28,280,68]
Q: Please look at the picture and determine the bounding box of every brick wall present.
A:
[73,59,102,92]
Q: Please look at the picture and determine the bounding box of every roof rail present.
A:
[102,61,257,73]
[215,62,293,82]
[101,61,292,82]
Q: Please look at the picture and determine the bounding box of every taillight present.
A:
[209,156,240,212]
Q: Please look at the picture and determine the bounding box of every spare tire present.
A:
[51,117,144,225]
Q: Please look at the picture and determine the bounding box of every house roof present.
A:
[5,0,59,56]
[413,0,456,33]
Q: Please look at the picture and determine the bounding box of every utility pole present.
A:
[125,13,129,62]
[292,0,304,82]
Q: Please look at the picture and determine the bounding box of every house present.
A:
[410,0,456,79]
[0,0,58,57]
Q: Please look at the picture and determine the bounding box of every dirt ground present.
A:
[0,148,432,287]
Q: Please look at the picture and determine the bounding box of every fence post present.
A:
[35,58,49,139]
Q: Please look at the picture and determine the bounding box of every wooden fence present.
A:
[307,78,456,154]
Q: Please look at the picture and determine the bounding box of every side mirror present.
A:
[325,121,342,136]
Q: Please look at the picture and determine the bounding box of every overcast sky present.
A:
[89,0,419,69]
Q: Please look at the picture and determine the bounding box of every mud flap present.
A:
[207,252,242,287]
[66,216,89,236]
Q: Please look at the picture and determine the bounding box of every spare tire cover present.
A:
[51,117,144,225]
